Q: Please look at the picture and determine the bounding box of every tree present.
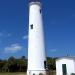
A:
[46,57,57,70]
[16,56,27,72]
[8,56,17,72]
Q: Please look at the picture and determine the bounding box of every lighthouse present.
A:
[27,0,46,75]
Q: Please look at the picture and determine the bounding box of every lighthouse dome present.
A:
[29,0,41,6]
[29,0,40,3]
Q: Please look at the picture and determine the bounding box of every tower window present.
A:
[33,73,35,75]
[40,9,42,13]
[39,73,43,75]
[44,61,46,69]
[30,24,33,29]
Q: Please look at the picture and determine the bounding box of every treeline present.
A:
[0,56,27,72]
[0,56,57,72]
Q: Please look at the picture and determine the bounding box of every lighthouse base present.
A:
[27,70,46,75]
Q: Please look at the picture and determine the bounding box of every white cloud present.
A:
[4,43,22,53]
[22,35,28,40]
[0,32,11,37]
[50,49,57,52]
[0,32,3,36]
[7,33,11,37]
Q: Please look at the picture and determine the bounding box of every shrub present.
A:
[71,73,75,75]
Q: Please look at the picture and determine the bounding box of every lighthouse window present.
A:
[33,73,35,75]
[40,9,42,13]
[39,73,43,75]
[30,24,33,29]
[44,61,46,69]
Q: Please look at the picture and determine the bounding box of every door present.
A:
[62,64,67,75]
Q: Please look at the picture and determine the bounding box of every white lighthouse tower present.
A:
[27,0,46,75]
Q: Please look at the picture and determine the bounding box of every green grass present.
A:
[0,72,26,75]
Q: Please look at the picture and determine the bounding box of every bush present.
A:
[71,73,75,75]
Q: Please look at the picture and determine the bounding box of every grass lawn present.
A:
[0,71,56,75]
[0,72,26,75]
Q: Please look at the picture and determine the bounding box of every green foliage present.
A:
[0,56,57,72]
[0,56,27,72]
[46,57,57,70]
[71,73,75,75]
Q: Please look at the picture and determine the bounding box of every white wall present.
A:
[56,58,75,75]
[74,60,75,72]
[28,2,46,70]
[27,2,46,75]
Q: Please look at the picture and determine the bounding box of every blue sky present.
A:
[0,0,75,59]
